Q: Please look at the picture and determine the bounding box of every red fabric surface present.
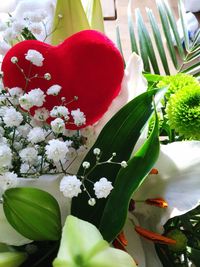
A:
[2,30,124,129]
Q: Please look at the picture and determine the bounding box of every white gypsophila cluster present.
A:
[8,87,24,105]
[0,172,18,193]
[0,144,12,170]
[28,22,43,35]
[47,85,62,96]
[51,118,65,134]
[19,88,46,110]
[93,178,113,199]
[50,106,70,120]
[71,108,86,126]
[19,147,38,164]
[17,124,31,138]
[3,107,23,127]
[25,49,44,67]
[27,127,46,144]
[45,139,71,163]
[60,175,82,198]
[34,107,50,121]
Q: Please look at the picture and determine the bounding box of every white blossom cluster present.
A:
[0,10,51,56]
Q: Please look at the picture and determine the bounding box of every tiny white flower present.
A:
[24,11,47,23]
[34,108,49,121]
[51,118,65,134]
[44,73,51,80]
[20,163,36,174]
[0,172,18,193]
[25,49,44,67]
[47,84,62,96]
[93,177,113,199]
[28,127,46,144]
[45,139,70,163]
[11,57,18,64]
[71,108,86,126]
[0,144,12,169]
[12,21,26,34]
[82,161,90,169]
[121,161,128,168]
[3,28,18,42]
[17,124,31,138]
[93,148,101,156]
[50,106,69,120]
[19,93,34,110]
[28,88,46,107]
[19,147,38,164]
[3,107,23,127]
[8,87,24,105]
[60,175,82,198]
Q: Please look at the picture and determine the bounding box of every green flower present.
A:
[157,73,199,101]
[166,85,200,139]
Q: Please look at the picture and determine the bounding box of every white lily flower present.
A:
[125,141,200,267]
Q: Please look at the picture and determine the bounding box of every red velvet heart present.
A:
[2,30,124,129]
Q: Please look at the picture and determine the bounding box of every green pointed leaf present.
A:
[181,61,200,75]
[84,0,104,33]
[51,0,90,45]
[71,88,163,227]
[136,9,160,74]
[116,26,125,67]
[127,0,138,54]
[3,188,62,241]
[178,0,190,52]
[146,8,170,75]
[99,109,160,242]
[0,252,27,267]
[163,0,185,59]
[185,49,200,63]
[156,0,178,69]
[188,247,200,266]
[192,29,200,48]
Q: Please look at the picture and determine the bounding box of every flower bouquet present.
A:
[0,0,200,267]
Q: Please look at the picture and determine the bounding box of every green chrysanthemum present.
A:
[158,73,199,101]
[166,85,200,140]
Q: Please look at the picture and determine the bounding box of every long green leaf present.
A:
[116,26,126,67]
[136,9,160,74]
[188,247,200,266]
[182,61,200,75]
[178,0,190,52]
[163,0,185,59]
[186,49,200,63]
[191,29,200,48]
[71,89,163,227]
[156,0,178,69]
[100,108,160,242]
[136,11,150,72]
[146,8,170,75]
[127,0,139,54]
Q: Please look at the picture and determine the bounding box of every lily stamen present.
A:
[145,198,168,208]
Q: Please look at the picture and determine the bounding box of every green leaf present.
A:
[51,0,90,45]
[188,247,200,265]
[0,252,27,267]
[163,0,185,59]
[99,108,160,242]
[192,29,200,48]
[116,26,126,67]
[71,88,163,227]
[178,0,190,52]
[3,188,62,241]
[136,10,150,72]
[146,7,170,75]
[181,61,200,75]
[127,0,139,54]
[84,0,104,33]
[136,9,160,74]
[156,0,178,69]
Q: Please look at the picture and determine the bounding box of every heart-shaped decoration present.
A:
[2,30,124,129]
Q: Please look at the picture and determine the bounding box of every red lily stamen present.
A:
[135,225,176,245]
[150,168,158,174]
[145,198,168,208]
[117,231,128,247]
[112,238,127,252]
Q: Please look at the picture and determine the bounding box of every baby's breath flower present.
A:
[47,84,62,96]
[28,88,46,107]
[51,118,65,134]
[93,177,113,199]
[25,49,44,67]
[34,108,49,121]
[166,85,200,139]
[28,127,46,144]
[121,161,128,168]
[71,108,86,126]
[60,175,82,198]
[19,93,34,110]
[158,73,199,101]
[50,106,69,119]
[11,57,18,64]
[19,147,38,164]
[93,148,101,155]
[28,23,43,35]
[45,139,70,163]
[88,198,96,206]
[3,107,23,127]
[82,161,90,169]
[0,144,12,169]
[44,73,51,80]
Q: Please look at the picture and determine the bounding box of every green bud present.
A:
[3,187,62,241]
[0,252,27,267]
[166,229,188,252]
